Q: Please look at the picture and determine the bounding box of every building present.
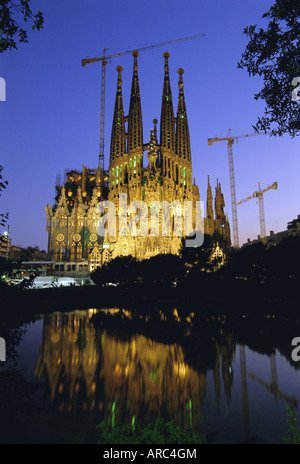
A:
[0,233,11,259]
[287,214,300,236]
[204,175,231,248]
[242,213,300,247]
[45,51,231,270]
[45,166,108,266]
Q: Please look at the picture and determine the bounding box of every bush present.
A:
[97,418,205,444]
[283,405,300,444]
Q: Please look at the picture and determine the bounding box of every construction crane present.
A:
[82,33,205,173]
[237,181,278,239]
[208,129,263,248]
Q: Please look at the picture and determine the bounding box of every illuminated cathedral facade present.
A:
[45,51,231,270]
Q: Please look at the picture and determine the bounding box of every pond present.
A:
[1,307,300,444]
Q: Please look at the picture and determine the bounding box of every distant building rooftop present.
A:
[242,213,300,247]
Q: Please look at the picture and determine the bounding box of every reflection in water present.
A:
[34,309,297,442]
[247,355,297,408]
[35,310,100,414]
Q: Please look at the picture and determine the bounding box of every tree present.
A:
[181,233,226,272]
[238,0,300,137]
[0,0,44,53]
[0,165,8,226]
[137,254,186,285]
[91,255,139,286]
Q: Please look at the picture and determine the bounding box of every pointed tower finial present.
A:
[205,173,214,235]
[160,51,175,156]
[132,49,139,59]
[128,49,143,153]
[116,65,123,80]
[110,65,126,165]
[153,118,158,143]
[176,67,191,163]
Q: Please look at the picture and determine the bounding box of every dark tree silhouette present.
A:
[0,0,44,53]
[238,0,300,137]
[0,166,8,226]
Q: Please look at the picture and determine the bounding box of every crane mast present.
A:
[258,182,266,239]
[98,48,108,174]
[238,181,277,239]
[208,130,264,248]
[82,33,205,175]
[227,134,239,248]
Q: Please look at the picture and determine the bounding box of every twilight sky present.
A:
[1,0,299,250]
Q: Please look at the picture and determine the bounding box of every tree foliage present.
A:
[0,0,44,53]
[90,255,139,286]
[181,232,226,272]
[238,0,300,137]
[283,405,300,444]
[90,254,186,287]
[97,418,205,445]
[222,235,300,280]
[0,165,8,226]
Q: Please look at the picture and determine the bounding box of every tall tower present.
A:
[176,67,192,192]
[214,179,231,246]
[126,50,143,195]
[205,175,214,236]
[215,179,225,224]
[160,52,176,183]
[127,50,143,158]
[109,65,126,193]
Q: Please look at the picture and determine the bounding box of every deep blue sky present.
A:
[1,0,299,250]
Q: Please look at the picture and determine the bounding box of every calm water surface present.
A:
[1,308,300,444]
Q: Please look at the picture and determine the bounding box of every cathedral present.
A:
[45,51,231,271]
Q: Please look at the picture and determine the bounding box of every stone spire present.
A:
[176,68,191,163]
[147,127,159,174]
[205,175,215,235]
[214,179,231,247]
[215,179,225,221]
[110,65,126,164]
[160,52,176,153]
[127,50,143,153]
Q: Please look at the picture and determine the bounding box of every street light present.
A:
[3,224,10,260]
